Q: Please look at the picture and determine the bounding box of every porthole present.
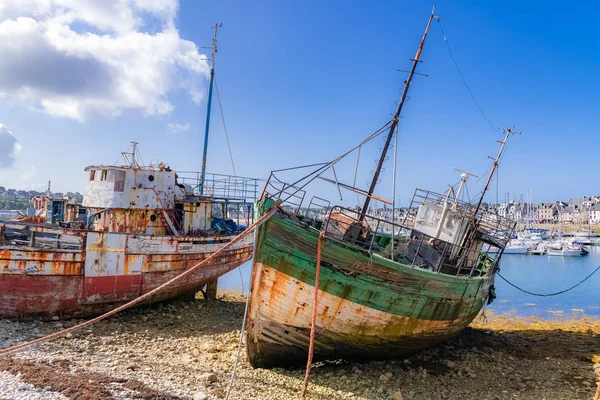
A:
[150,215,157,222]
[148,175,155,182]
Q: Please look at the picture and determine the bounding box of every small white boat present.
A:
[485,240,528,254]
[503,245,528,254]
[546,244,587,257]
[527,243,546,255]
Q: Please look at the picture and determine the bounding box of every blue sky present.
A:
[0,0,598,206]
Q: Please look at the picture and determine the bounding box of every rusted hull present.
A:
[0,226,253,319]
[247,208,493,368]
[248,265,481,367]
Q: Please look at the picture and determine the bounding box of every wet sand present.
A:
[0,295,598,399]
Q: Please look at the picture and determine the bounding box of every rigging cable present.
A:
[214,77,237,176]
[437,20,498,133]
[391,126,399,256]
[353,146,362,207]
[276,120,393,203]
[497,265,600,297]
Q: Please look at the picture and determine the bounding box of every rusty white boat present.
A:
[0,144,258,319]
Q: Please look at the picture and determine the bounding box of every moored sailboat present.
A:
[246,8,518,368]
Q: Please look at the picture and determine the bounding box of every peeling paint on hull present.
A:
[246,210,493,368]
[0,230,253,319]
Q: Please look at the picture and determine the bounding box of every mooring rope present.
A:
[301,231,324,399]
[224,292,251,400]
[0,208,277,358]
[497,265,600,297]
[224,211,263,400]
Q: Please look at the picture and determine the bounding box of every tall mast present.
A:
[359,7,437,221]
[200,23,222,195]
[473,126,520,217]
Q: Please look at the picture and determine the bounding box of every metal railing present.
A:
[322,206,501,277]
[259,175,514,277]
[263,173,306,214]
[407,188,516,248]
[0,222,85,251]
[304,196,331,222]
[177,171,259,203]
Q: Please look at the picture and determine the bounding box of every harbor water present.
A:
[491,246,600,318]
[220,247,600,318]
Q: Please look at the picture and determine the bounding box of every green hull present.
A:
[247,202,494,368]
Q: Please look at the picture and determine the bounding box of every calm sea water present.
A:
[219,247,600,318]
[489,246,600,318]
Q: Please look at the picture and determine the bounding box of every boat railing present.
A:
[177,171,260,203]
[322,206,500,277]
[263,172,306,214]
[0,221,85,251]
[304,196,331,222]
[407,188,516,248]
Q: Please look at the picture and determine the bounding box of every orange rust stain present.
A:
[0,249,11,260]
[93,209,167,235]
[123,255,130,275]
[49,260,80,275]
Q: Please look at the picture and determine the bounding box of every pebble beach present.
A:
[1,294,598,400]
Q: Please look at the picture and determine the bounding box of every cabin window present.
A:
[89,170,95,181]
[114,170,126,192]
[107,169,116,181]
[101,170,108,181]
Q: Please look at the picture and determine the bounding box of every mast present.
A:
[359,7,437,221]
[200,23,222,195]
[473,126,520,217]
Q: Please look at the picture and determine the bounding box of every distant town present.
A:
[366,196,600,226]
[0,186,83,211]
[1,184,599,226]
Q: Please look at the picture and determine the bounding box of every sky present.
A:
[0,0,598,206]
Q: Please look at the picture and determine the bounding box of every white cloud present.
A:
[0,123,20,168]
[0,0,209,121]
[167,122,190,134]
[20,164,44,189]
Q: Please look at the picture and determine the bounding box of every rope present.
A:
[301,231,324,399]
[497,265,600,297]
[437,20,498,133]
[214,77,237,176]
[224,283,250,400]
[224,210,264,400]
[0,208,277,358]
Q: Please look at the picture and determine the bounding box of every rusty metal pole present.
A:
[200,23,222,195]
[205,279,218,300]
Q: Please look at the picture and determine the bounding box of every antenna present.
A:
[453,167,478,202]
[121,141,140,168]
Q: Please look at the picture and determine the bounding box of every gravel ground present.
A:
[0,294,599,400]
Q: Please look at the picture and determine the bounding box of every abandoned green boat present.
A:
[247,8,518,368]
